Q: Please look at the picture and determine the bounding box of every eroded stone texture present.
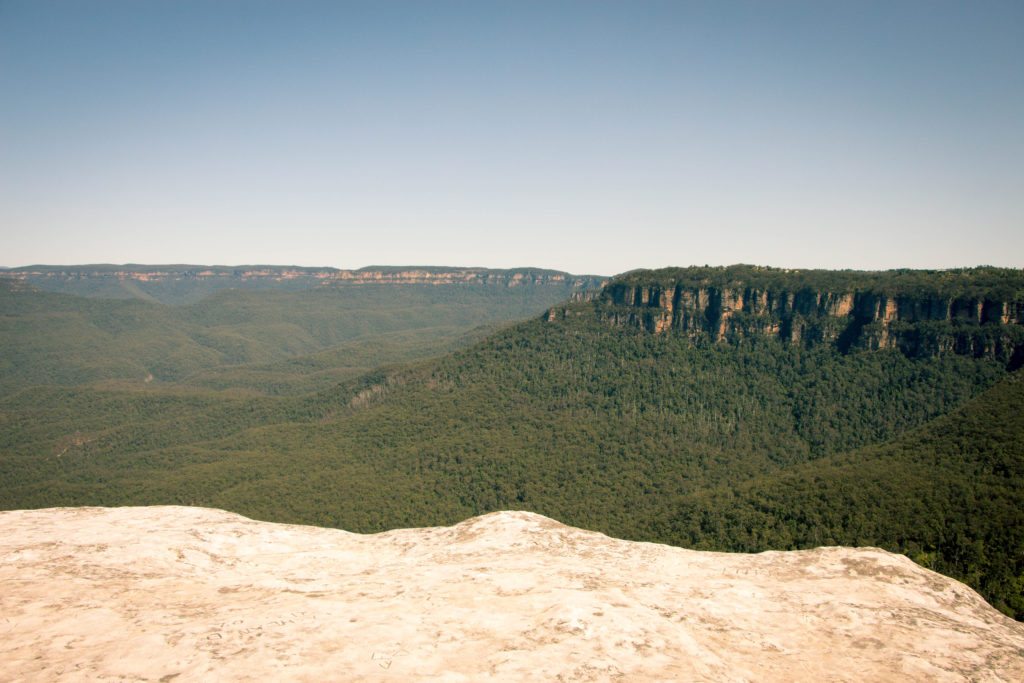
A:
[1,507,1022,681]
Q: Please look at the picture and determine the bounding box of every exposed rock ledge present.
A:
[1,507,1022,682]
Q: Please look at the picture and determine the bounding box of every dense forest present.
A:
[1,266,1022,619]
[651,370,1024,619]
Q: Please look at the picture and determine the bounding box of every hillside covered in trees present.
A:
[0,268,598,393]
[1,265,1022,618]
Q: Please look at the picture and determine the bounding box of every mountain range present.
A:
[1,263,1022,620]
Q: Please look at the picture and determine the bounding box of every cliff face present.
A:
[1,265,607,304]
[545,268,1024,364]
[2,265,605,289]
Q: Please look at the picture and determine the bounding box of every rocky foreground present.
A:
[1,507,1022,681]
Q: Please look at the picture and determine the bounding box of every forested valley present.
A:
[1,265,1022,619]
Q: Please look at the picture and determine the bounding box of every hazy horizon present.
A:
[2,1,1022,273]
[2,261,1023,279]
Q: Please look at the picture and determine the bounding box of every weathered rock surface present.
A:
[2,507,1022,681]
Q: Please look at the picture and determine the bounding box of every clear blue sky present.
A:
[2,1,1021,275]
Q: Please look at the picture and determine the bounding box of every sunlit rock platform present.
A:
[2,507,1022,681]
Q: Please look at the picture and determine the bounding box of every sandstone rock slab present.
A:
[1,507,1022,681]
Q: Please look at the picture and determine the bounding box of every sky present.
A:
[1,1,1022,276]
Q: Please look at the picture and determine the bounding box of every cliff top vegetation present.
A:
[612,265,1024,300]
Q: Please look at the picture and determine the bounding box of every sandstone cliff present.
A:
[2,507,1022,681]
[2,265,606,290]
[545,266,1024,364]
[0,265,607,305]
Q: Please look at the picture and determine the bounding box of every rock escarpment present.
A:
[0,265,607,305]
[2,265,606,290]
[545,266,1024,363]
[2,506,1023,681]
